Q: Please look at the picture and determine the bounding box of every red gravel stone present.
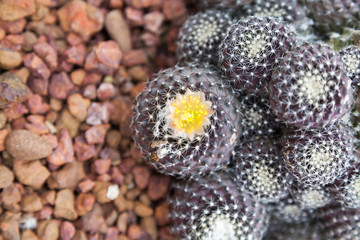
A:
[74,136,97,162]
[144,11,164,34]
[65,44,86,66]
[0,18,26,34]
[132,166,150,189]
[28,77,48,96]
[96,82,115,101]
[47,161,85,189]
[33,42,58,69]
[49,72,74,100]
[78,178,96,193]
[67,93,91,122]
[76,193,95,216]
[85,124,110,144]
[82,203,108,233]
[23,53,51,80]
[26,94,50,115]
[119,158,136,174]
[162,0,186,20]
[125,7,144,27]
[0,0,36,21]
[125,0,161,9]
[4,102,28,121]
[94,158,112,175]
[47,129,74,166]
[147,175,170,201]
[60,221,76,240]
[0,129,9,151]
[122,49,147,67]
[25,114,49,135]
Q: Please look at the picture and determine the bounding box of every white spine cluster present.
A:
[340,46,360,85]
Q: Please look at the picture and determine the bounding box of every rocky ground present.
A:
[0,0,190,239]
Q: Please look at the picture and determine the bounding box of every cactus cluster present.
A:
[132,0,360,239]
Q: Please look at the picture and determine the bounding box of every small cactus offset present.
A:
[234,137,293,202]
[177,10,234,65]
[219,16,295,95]
[281,125,354,186]
[133,64,242,178]
[269,42,353,128]
[339,45,360,87]
[169,172,269,240]
[291,185,332,210]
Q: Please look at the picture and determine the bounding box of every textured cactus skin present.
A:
[328,162,360,208]
[169,172,269,240]
[234,137,293,203]
[133,64,242,178]
[219,16,295,95]
[177,10,234,65]
[339,46,360,87]
[269,43,353,128]
[291,185,332,210]
[302,0,360,32]
[281,125,354,187]
[246,0,305,22]
[318,203,360,239]
[239,95,282,138]
[198,0,254,9]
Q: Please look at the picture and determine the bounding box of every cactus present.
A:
[291,185,332,210]
[133,64,242,178]
[198,0,254,9]
[281,125,354,186]
[234,137,293,202]
[269,42,353,128]
[177,10,234,65]
[169,172,269,240]
[239,95,282,138]
[339,45,360,87]
[302,0,360,33]
[219,16,295,95]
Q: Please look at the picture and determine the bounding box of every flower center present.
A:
[163,89,214,139]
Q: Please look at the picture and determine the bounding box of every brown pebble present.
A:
[40,190,56,206]
[155,202,169,226]
[5,129,52,160]
[105,130,121,148]
[122,50,147,67]
[21,229,39,240]
[94,158,112,175]
[21,192,43,212]
[67,93,91,122]
[57,1,104,39]
[23,53,51,80]
[92,181,111,204]
[76,193,95,216]
[128,224,142,239]
[85,124,110,144]
[140,216,158,240]
[60,221,76,240]
[134,202,153,217]
[27,94,50,115]
[0,45,22,70]
[125,7,144,27]
[56,109,80,138]
[0,0,36,21]
[47,129,74,166]
[0,18,26,34]
[97,82,115,101]
[147,175,170,201]
[37,220,60,240]
[13,160,50,189]
[70,69,86,86]
[162,0,187,20]
[144,11,164,34]
[22,31,38,52]
[0,111,6,129]
[54,189,78,220]
[0,211,21,240]
[74,136,96,162]
[78,178,95,193]
[105,10,132,52]
[49,72,74,100]
[82,203,107,233]
[125,0,161,8]
[33,42,58,69]
[0,164,14,189]
[0,128,9,151]
[47,160,85,189]
[0,72,28,108]
[64,44,86,66]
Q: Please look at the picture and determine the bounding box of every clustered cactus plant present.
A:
[132,0,360,239]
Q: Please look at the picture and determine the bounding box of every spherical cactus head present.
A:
[169,172,269,240]
[291,185,332,210]
[219,16,295,95]
[198,0,254,9]
[133,64,243,178]
[177,10,234,66]
[269,42,353,128]
[281,125,354,187]
[339,45,360,87]
[234,137,293,203]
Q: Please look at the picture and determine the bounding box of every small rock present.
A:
[70,69,86,86]
[86,102,111,125]
[78,178,95,193]
[24,115,49,135]
[106,184,120,200]
[128,224,142,239]
[4,102,28,121]
[0,72,28,108]
[54,189,78,220]
[125,7,144,27]
[128,66,149,82]
[0,211,21,240]
[33,42,58,69]
[105,130,121,148]
[147,175,170,201]
[105,10,132,52]
[92,181,111,204]
[0,18,26,34]
[27,94,50,115]
[82,203,107,233]
[21,192,43,212]
[132,166,150,190]
[144,11,164,34]
[13,160,50,189]
[67,93,91,122]
[5,129,52,161]
[94,158,111,175]
[122,50,146,67]
[0,165,14,189]
[47,128,74,166]
[97,82,115,101]
[85,124,110,144]
[134,202,153,217]
[74,136,96,162]
[60,221,76,240]
[0,129,9,151]
[58,0,104,38]
[162,0,187,20]
[0,45,22,69]
[1,183,21,211]
[64,44,86,66]
[116,212,128,233]
[0,0,36,21]
[75,193,95,216]
[155,202,169,226]
[106,227,119,240]
[82,84,97,100]
[22,31,38,52]
[28,77,49,96]
[37,220,60,240]
[0,111,6,128]
[49,72,74,100]
[56,109,80,138]
[47,160,85,189]
[125,0,161,8]
[140,217,158,240]
[40,190,56,205]
[21,230,39,240]
[23,53,51,80]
